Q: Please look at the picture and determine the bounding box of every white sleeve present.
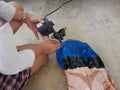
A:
[0,23,35,75]
[0,1,16,22]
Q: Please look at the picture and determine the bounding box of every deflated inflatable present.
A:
[56,39,116,90]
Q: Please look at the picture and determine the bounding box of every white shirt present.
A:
[0,1,35,75]
[0,1,15,22]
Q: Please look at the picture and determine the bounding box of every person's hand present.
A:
[38,39,61,54]
[24,13,48,40]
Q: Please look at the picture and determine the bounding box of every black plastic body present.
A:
[37,18,54,36]
[37,18,66,43]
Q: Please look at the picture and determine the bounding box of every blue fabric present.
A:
[56,39,99,69]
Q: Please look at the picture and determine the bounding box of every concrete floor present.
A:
[8,0,120,90]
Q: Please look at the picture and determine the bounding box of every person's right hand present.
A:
[38,39,61,54]
[23,13,46,40]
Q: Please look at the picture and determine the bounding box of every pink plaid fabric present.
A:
[0,67,31,90]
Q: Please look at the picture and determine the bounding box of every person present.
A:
[0,1,60,90]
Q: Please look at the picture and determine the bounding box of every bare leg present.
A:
[8,1,24,34]
[10,20,23,34]
[17,44,48,75]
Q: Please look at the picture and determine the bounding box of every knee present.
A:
[8,2,24,11]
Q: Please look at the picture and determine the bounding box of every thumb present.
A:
[30,17,44,23]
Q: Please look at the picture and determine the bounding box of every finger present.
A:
[39,35,44,40]
[40,35,50,40]
[30,26,39,40]
[50,39,60,44]
[51,40,61,49]
[44,36,50,40]
[39,33,44,40]
[31,17,44,24]
[55,43,61,50]
[30,17,40,23]
[39,19,44,24]
[34,32,39,40]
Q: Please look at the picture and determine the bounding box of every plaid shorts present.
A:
[0,67,31,90]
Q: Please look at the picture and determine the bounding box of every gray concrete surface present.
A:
[8,0,120,90]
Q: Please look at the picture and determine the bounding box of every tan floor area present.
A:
[8,0,120,90]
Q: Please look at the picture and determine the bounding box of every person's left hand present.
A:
[24,13,49,40]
